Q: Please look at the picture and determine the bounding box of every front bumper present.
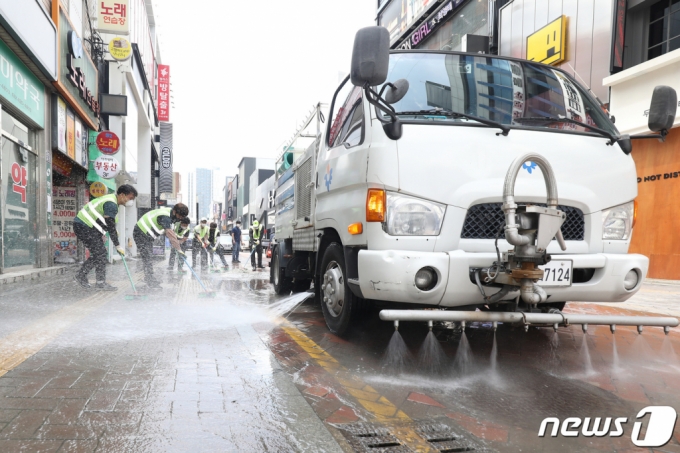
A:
[357,250,649,307]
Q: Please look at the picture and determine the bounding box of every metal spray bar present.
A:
[379,310,679,335]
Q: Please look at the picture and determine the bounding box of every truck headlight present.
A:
[385,192,445,236]
[602,201,634,240]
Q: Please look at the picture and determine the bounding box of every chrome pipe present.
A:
[379,310,679,329]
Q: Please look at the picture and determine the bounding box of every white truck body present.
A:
[270,42,675,335]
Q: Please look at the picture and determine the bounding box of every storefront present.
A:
[51,3,102,264]
[0,39,47,271]
[381,0,490,52]
[603,49,680,279]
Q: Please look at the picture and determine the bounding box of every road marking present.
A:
[0,273,142,377]
[280,325,434,452]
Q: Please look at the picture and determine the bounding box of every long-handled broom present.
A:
[180,254,216,298]
[208,245,228,273]
[121,255,147,300]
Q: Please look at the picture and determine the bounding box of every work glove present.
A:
[256,240,260,245]
[116,246,125,257]
[177,249,186,258]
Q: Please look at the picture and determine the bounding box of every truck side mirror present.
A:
[648,85,677,133]
[384,79,409,104]
[350,26,390,87]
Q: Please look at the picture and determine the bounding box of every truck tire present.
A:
[272,247,291,295]
[319,243,359,337]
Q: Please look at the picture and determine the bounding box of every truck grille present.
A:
[461,203,585,241]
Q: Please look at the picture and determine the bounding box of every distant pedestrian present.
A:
[167,218,191,271]
[249,220,265,271]
[193,218,210,270]
[134,204,189,288]
[73,184,137,291]
[230,220,242,263]
[207,222,228,268]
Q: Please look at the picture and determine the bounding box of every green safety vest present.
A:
[174,223,190,237]
[136,208,171,238]
[194,224,209,240]
[251,224,263,240]
[76,193,118,234]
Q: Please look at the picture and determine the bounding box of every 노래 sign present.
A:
[96,131,120,154]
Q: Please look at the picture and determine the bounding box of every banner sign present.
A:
[52,186,78,263]
[0,38,45,127]
[93,155,121,179]
[158,64,170,122]
[66,108,75,160]
[96,131,120,154]
[97,0,129,35]
[159,122,173,193]
[396,0,466,49]
[57,97,66,152]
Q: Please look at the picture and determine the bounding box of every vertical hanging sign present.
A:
[158,64,170,122]
[159,122,173,194]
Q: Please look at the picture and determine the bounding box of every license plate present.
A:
[538,260,573,287]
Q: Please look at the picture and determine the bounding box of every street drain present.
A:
[334,422,411,452]
[415,422,492,452]
[334,420,494,453]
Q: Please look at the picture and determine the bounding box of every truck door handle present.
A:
[306,182,315,188]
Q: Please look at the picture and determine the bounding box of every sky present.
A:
[152,0,376,187]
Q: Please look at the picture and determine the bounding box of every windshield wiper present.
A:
[396,108,510,136]
[514,116,619,144]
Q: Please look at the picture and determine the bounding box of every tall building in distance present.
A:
[186,172,195,220]
[195,168,213,220]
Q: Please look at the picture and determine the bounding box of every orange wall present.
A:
[629,127,680,279]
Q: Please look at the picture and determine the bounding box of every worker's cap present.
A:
[252,220,259,227]
[200,217,208,222]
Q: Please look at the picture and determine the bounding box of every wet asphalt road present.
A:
[0,259,679,452]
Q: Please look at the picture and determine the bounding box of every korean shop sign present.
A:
[95,131,120,154]
[0,38,45,128]
[57,8,99,128]
[93,155,121,179]
[158,65,170,122]
[98,0,129,35]
[11,162,28,203]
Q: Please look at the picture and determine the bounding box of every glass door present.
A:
[1,132,37,270]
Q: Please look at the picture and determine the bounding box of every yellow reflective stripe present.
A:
[140,217,157,238]
[149,216,163,234]
[81,210,104,234]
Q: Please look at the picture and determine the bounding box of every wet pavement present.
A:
[0,259,679,452]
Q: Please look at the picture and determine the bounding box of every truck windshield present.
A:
[379,52,616,136]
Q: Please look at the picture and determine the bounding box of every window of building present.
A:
[648,0,680,60]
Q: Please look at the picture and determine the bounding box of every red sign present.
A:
[11,162,28,203]
[96,131,120,154]
[158,64,170,122]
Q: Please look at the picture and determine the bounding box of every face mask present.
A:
[125,199,135,207]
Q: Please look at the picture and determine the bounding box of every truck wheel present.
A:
[272,248,291,295]
[319,243,358,337]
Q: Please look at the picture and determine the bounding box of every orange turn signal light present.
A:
[348,222,363,235]
[366,189,386,222]
[633,200,638,229]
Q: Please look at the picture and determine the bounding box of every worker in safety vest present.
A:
[249,220,265,271]
[193,217,210,270]
[72,184,138,290]
[207,222,228,268]
[167,218,191,271]
[134,203,189,288]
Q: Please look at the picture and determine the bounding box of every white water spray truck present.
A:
[270,26,679,337]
